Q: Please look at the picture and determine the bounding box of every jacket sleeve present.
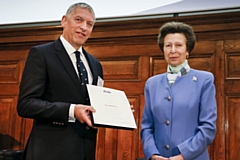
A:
[177,73,217,160]
[17,47,70,123]
[140,80,160,160]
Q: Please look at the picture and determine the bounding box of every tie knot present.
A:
[74,51,80,57]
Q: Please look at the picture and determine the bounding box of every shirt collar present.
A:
[60,35,83,55]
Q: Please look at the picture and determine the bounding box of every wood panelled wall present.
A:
[0,11,240,160]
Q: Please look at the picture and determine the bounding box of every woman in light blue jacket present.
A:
[140,21,217,160]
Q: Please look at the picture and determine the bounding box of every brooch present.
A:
[192,76,197,82]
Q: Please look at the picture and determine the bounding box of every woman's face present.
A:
[163,33,189,67]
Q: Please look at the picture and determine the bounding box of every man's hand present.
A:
[74,104,96,126]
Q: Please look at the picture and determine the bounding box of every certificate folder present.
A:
[86,84,137,130]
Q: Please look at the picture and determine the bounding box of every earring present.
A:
[186,55,189,59]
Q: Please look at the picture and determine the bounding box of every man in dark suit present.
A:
[17,2,103,160]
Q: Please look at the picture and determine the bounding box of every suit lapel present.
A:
[54,38,86,97]
[82,48,98,85]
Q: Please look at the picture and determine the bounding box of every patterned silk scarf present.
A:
[167,60,190,86]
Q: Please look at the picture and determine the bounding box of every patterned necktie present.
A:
[74,51,88,85]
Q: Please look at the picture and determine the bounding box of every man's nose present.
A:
[80,22,87,31]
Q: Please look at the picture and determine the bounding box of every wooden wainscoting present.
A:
[0,11,240,160]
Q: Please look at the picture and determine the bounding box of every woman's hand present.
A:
[169,154,184,160]
[150,155,168,160]
[130,104,135,112]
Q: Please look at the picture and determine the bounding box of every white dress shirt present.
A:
[60,35,93,122]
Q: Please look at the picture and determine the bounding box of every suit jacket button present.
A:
[164,144,170,150]
[86,126,89,130]
[165,120,170,126]
[167,96,171,101]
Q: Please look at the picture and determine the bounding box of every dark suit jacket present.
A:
[17,38,103,160]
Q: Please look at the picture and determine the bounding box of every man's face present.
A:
[61,7,95,50]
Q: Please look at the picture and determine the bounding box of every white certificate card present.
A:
[86,84,137,130]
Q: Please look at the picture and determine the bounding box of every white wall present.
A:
[0,0,239,25]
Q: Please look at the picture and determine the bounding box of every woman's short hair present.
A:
[157,21,196,53]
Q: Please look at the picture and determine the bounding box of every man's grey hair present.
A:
[65,2,95,21]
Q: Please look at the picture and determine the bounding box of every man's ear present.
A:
[61,15,67,28]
